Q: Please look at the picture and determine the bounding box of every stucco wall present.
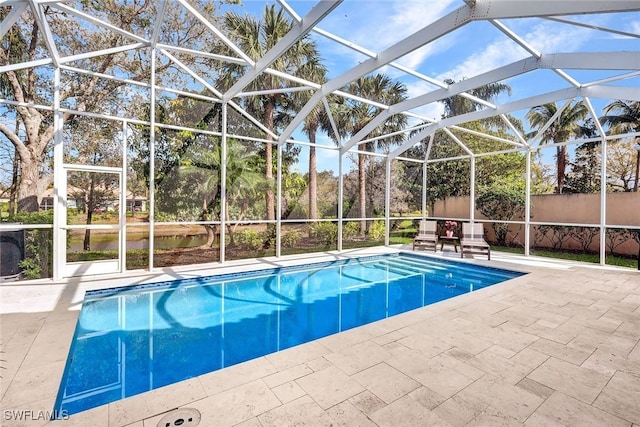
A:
[433,192,640,226]
[432,192,640,256]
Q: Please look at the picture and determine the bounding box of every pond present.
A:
[68,234,208,252]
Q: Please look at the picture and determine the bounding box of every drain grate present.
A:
[156,408,201,427]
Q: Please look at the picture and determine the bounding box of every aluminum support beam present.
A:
[148,48,157,271]
[0,3,27,39]
[472,1,640,18]
[150,0,168,47]
[177,0,255,65]
[584,97,608,266]
[384,158,391,247]
[28,0,60,67]
[220,102,228,263]
[343,51,638,155]
[545,16,640,39]
[525,149,531,256]
[52,67,64,280]
[55,2,150,44]
[403,87,583,153]
[585,85,640,102]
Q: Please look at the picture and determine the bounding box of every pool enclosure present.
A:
[1,0,639,280]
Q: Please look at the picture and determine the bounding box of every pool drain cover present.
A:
[156,408,201,427]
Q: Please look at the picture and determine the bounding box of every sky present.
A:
[219,0,640,174]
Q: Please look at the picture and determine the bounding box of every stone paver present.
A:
[525,391,629,426]
[257,395,334,427]
[527,357,611,404]
[295,365,365,409]
[462,374,544,422]
[351,362,421,404]
[593,370,640,425]
[188,379,281,427]
[1,249,639,427]
[369,395,451,427]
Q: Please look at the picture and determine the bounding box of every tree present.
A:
[298,61,328,221]
[329,74,408,235]
[407,80,517,212]
[441,79,512,121]
[65,118,122,250]
[476,180,526,247]
[217,5,322,221]
[599,100,640,191]
[565,142,601,193]
[277,58,331,222]
[605,141,638,192]
[526,101,588,194]
[0,1,224,213]
[181,139,263,247]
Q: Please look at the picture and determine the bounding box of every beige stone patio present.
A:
[1,247,639,426]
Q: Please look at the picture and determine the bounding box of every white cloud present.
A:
[627,19,640,35]
[403,79,445,121]
[437,38,527,82]
[437,21,592,82]
[524,22,589,53]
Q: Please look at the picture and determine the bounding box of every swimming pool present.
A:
[54,253,524,416]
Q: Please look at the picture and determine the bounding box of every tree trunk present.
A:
[9,151,19,217]
[131,195,137,217]
[204,224,217,247]
[225,200,234,245]
[84,175,96,251]
[358,151,367,236]
[16,156,45,212]
[200,192,215,248]
[556,145,567,194]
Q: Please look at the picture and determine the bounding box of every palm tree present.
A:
[411,81,515,211]
[442,79,512,119]
[182,139,264,247]
[217,5,322,221]
[526,101,588,194]
[280,58,329,221]
[600,100,640,191]
[332,74,408,235]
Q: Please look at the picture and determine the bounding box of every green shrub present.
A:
[262,224,276,249]
[342,221,359,240]
[368,220,385,240]
[281,230,301,248]
[12,210,54,279]
[235,229,263,250]
[397,219,414,229]
[310,222,338,246]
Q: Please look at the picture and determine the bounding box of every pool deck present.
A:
[1,246,639,426]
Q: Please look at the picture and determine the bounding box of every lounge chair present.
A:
[413,220,437,251]
[460,223,490,260]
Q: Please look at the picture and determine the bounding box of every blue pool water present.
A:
[54,253,524,416]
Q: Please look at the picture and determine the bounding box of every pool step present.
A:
[391,256,516,282]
